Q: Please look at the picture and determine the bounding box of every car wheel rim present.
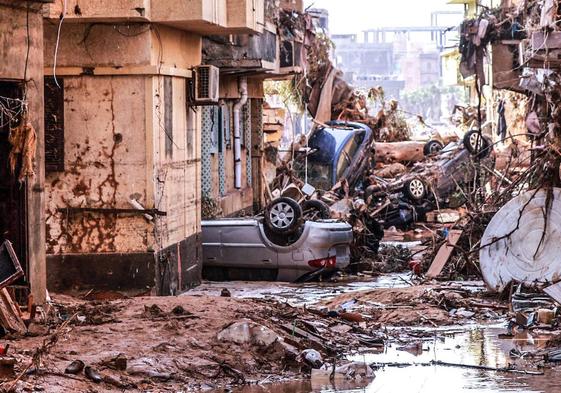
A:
[469,133,482,151]
[409,179,425,199]
[430,143,441,153]
[270,202,295,229]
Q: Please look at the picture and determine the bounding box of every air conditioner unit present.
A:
[194,65,220,104]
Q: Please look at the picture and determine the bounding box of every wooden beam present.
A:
[426,229,463,278]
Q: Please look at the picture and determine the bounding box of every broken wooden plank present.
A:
[279,323,328,352]
[0,241,24,290]
[426,229,463,278]
[544,281,561,304]
[0,289,26,334]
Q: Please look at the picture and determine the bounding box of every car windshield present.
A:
[308,161,333,190]
[306,127,367,190]
[336,131,365,180]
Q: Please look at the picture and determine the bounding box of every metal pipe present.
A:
[233,76,248,189]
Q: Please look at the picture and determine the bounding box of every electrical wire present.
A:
[23,2,30,87]
[53,0,67,89]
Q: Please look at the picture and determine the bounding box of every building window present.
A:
[44,77,65,172]
[164,76,173,158]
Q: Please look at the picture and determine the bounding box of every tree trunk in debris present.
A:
[494,147,531,171]
[375,142,426,163]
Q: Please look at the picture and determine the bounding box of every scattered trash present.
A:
[299,349,323,369]
[84,366,102,383]
[311,361,374,381]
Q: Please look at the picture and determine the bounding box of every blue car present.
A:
[306,121,374,191]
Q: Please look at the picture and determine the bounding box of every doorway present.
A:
[0,81,27,277]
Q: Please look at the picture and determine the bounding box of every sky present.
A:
[303,0,466,35]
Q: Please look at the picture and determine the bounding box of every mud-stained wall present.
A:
[45,0,150,21]
[44,23,153,68]
[150,25,202,70]
[45,76,153,254]
[44,22,201,71]
[151,76,201,250]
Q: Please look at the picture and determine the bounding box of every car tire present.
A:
[423,140,444,156]
[265,197,303,235]
[403,178,427,202]
[463,130,491,157]
[301,200,331,220]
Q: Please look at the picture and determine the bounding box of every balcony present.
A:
[227,0,265,33]
[151,0,228,34]
[203,30,278,74]
[44,0,150,22]
[202,27,303,77]
[44,0,265,35]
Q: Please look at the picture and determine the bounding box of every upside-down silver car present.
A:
[202,218,353,282]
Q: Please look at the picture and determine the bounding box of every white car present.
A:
[202,218,353,282]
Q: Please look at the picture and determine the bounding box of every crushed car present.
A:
[202,214,353,282]
[369,129,495,228]
[305,121,375,191]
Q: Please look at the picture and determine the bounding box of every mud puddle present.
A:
[231,325,560,393]
[191,273,415,306]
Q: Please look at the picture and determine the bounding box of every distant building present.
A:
[332,34,405,98]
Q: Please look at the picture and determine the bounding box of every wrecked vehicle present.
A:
[371,130,495,228]
[201,217,353,282]
[306,121,374,191]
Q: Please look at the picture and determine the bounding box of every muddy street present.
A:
[2,0,561,392]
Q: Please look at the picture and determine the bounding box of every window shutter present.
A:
[44,77,65,172]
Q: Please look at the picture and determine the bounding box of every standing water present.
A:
[196,276,561,393]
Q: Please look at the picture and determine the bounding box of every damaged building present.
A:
[200,0,304,216]
[0,0,51,304]
[40,1,279,295]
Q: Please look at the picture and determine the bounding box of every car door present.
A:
[201,221,223,266]
[220,221,278,269]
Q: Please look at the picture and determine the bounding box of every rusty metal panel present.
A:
[44,77,65,172]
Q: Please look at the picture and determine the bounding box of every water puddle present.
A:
[191,273,413,306]
[196,275,558,392]
[230,325,561,393]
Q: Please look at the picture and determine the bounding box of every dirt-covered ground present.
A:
[0,281,511,392]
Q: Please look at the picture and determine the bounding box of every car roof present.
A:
[308,126,363,163]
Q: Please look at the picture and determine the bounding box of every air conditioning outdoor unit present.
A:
[194,65,220,104]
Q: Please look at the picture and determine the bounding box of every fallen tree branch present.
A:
[370,360,544,375]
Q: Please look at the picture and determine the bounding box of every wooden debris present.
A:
[0,289,26,334]
[426,229,463,278]
[544,281,561,304]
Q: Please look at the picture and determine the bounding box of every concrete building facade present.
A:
[41,0,265,295]
[200,1,304,216]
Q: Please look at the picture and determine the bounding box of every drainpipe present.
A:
[233,77,248,189]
